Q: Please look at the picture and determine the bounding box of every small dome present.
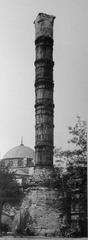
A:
[3,144,35,160]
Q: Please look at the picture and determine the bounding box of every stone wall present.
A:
[18,167,63,236]
[21,186,63,236]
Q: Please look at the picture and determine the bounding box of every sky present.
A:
[0,0,88,158]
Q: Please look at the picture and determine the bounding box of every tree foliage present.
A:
[0,167,23,234]
[55,116,87,237]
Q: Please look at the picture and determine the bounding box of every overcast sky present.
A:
[0,0,88,157]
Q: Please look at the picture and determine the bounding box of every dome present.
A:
[3,143,35,160]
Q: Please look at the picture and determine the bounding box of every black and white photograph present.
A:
[0,0,87,239]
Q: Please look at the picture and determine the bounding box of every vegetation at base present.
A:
[0,167,24,235]
[55,116,87,237]
[16,213,35,236]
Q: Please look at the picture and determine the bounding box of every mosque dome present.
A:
[3,143,35,160]
[1,140,35,176]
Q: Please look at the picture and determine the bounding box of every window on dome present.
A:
[23,157,27,166]
[13,160,18,167]
[18,159,22,167]
[27,158,33,167]
[9,160,13,167]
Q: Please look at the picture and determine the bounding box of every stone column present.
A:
[21,14,63,237]
[34,13,55,166]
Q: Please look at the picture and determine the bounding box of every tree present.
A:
[67,116,87,237]
[55,116,87,237]
[0,167,23,234]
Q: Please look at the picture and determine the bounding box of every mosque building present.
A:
[0,138,35,182]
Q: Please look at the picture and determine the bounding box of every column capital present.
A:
[34,13,55,40]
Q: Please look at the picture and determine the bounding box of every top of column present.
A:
[34,13,55,40]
